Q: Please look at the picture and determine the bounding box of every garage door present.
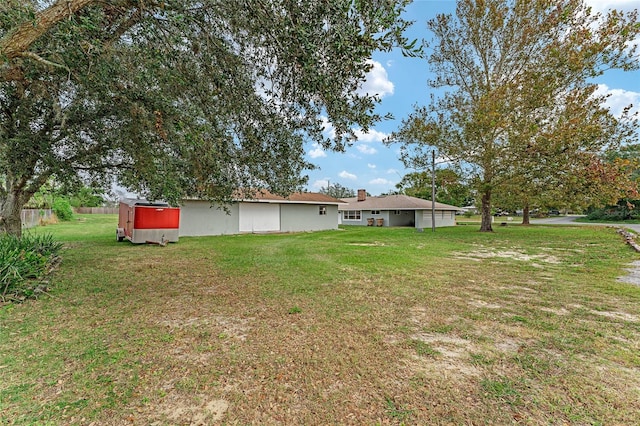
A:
[239,202,280,232]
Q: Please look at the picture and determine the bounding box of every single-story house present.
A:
[179,191,343,236]
[338,189,462,228]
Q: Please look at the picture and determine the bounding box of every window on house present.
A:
[394,210,402,215]
[319,205,327,215]
[371,210,380,215]
[343,210,361,220]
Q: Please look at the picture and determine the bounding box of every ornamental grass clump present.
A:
[0,233,63,303]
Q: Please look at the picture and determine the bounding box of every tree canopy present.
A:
[319,182,356,199]
[0,0,413,235]
[387,0,639,231]
[395,169,472,207]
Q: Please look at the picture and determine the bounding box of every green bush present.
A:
[0,233,63,302]
[52,198,73,221]
[586,201,640,221]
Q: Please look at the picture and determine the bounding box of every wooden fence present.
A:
[74,207,118,214]
[21,209,53,229]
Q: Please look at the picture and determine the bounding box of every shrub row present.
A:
[0,233,63,303]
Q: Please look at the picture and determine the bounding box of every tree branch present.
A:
[18,51,70,74]
[0,0,97,62]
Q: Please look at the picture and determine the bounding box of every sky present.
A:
[303,0,640,196]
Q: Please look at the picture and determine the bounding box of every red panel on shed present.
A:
[133,206,180,229]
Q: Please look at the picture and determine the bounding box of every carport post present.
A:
[431,150,436,233]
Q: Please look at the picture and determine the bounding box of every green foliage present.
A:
[0,233,62,302]
[68,186,105,208]
[52,198,73,221]
[395,169,472,206]
[587,200,640,221]
[0,0,416,235]
[319,183,355,199]
[387,0,640,232]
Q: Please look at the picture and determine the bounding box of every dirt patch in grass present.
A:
[149,395,228,425]
[453,247,561,264]
[618,260,640,286]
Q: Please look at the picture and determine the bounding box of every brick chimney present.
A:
[357,189,366,202]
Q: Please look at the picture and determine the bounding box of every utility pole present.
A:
[431,150,436,233]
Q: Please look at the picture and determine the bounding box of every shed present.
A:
[179,191,343,236]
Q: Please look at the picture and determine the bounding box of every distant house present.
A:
[338,189,462,229]
[179,191,343,236]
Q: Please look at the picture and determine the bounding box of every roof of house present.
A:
[238,190,344,205]
[338,194,462,211]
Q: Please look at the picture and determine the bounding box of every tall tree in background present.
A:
[395,169,471,206]
[0,0,413,235]
[500,85,638,224]
[388,0,639,231]
[319,183,355,199]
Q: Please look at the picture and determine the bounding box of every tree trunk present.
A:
[0,0,96,62]
[480,189,493,232]
[521,203,530,226]
[0,192,25,237]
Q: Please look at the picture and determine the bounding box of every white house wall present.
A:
[280,204,339,232]
[239,202,280,232]
[416,210,457,228]
[179,200,240,236]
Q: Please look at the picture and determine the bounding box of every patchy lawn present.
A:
[1,216,640,424]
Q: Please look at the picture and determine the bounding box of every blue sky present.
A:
[304,0,640,196]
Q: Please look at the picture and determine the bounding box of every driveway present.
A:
[530,215,640,233]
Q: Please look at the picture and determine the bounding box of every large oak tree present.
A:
[387,0,639,231]
[1,0,413,235]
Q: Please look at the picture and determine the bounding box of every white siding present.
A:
[280,204,339,232]
[418,210,456,228]
[179,200,239,236]
[239,202,280,232]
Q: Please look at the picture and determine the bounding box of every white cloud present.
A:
[386,60,394,68]
[308,143,327,159]
[357,60,395,98]
[312,179,329,190]
[369,178,394,186]
[595,84,640,118]
[386,168,400,175]
[354,128,389,143]
[367,163,377,169]
[356,144,377,155]
[320,116,336,139]
[584,0,638,13]
[339,170,357,180]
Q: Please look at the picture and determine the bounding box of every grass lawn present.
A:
[2,215,640,424]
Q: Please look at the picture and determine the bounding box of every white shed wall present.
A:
[239,202,280,232]
[179,200,240,236]
[416,210,457,228]
[280,204,339,232]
